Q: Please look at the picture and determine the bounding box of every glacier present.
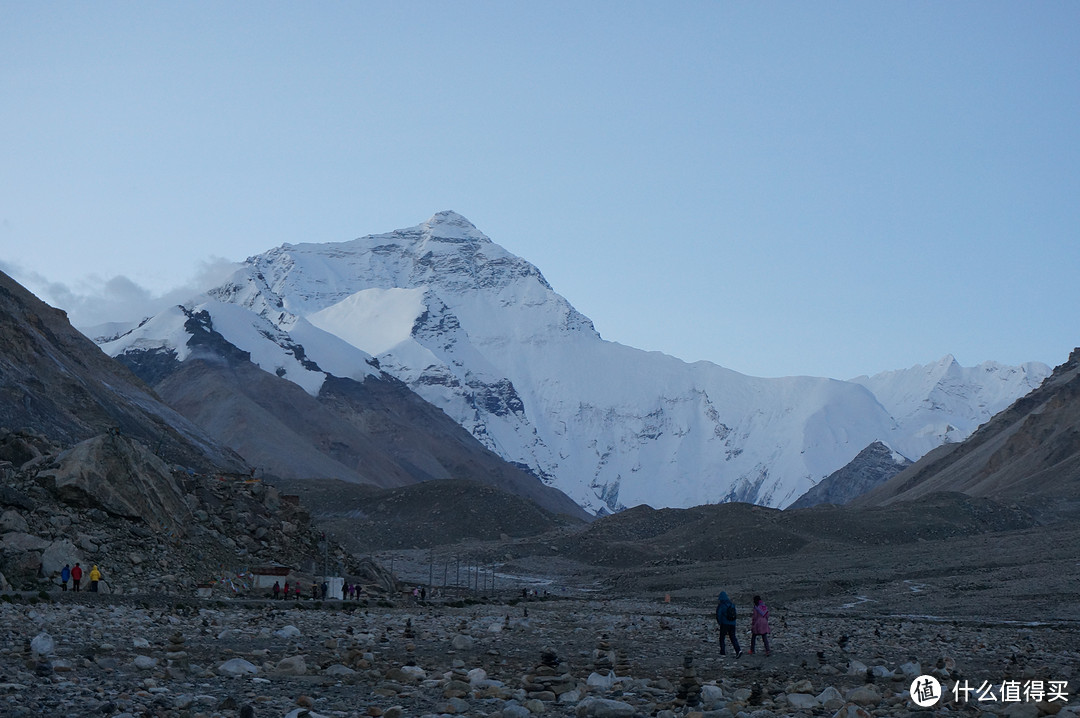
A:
[97,211,1052,513]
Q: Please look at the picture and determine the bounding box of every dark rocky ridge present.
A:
[788,440,912,509]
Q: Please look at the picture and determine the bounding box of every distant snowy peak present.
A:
[850,355,1051,459]
[211,210,597,340]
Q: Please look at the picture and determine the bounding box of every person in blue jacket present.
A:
[60,564,71,591]
[715,591,742,658]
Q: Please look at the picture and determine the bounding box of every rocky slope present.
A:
[852,348,1080,519]
[0,429,394,596]
[787,441,912,509]
[0,269,244,473]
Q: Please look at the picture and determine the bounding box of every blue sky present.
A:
[2,2,1077,379]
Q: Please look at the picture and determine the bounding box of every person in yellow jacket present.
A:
[89,565,101,593]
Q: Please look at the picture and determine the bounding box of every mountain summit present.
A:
[99,213,1051,512]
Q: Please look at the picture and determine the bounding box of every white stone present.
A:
[898,660,921,678]
[818,686,846,709]
[134,655,158,670]
[217,658,259,676]
[30,632,55,657]
[132,637,150,649]
[468,667,488,684]
[847,660,868,676]
[324,663,356,676]
[274,624,301,638]
[399,664,426,680]
[701,684,725,707]
[586,670,616,690]
[788,693,820,709]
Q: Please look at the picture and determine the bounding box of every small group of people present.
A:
[273,581,304,600]
[270,580,364,600]
[60,563,102,593]
[715,591,771,658]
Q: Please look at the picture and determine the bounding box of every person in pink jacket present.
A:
[750,595,771,656]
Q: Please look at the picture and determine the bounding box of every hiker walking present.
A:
[71,563,83,592]
[715,591,742,658]
[272,581,281,600]
[750,595,772,656]
[89,565,101,592]
[60,564,71,591]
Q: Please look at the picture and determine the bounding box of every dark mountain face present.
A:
[0,271,243,472]
[115,311,590,521]
[787,441,912,509]
[852,348,1080,520]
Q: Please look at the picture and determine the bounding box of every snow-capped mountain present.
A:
[97,211,1051,512]
[849,355,1051,460]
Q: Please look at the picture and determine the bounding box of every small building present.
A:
[251,564,291,589]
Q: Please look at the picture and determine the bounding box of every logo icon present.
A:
[910,675,942,707]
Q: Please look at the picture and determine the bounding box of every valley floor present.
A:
[6,521,1074,718]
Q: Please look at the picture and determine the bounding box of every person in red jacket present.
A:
[71,563,83,592]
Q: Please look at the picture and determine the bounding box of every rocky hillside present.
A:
[0,428,393,596]
[787,441,912,509]
[852,348,1080,520]
[0,269,243,472]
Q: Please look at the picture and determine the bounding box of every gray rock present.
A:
[218,658,259,676]
[275,624,302,638]
[1,531,50,552]
[133,655,158,670]
[0,509,28,532]
[275,655,307,675]
[844,685,882,706]
[817,686,845,709]
[41,539,79,578]
[575,697,637,717]
[788,693,820,709]
[30,632,55,657]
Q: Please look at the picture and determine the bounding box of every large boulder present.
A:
[39,433,193,534]
[41,539,81,579]
[0,510,29,532]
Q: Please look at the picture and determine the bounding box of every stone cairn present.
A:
[442,661,473,699]
[614,646,632,677]
[165,631,188,668]
[522,649,576,702]
[590,634,616,675]
[675,653,702,707]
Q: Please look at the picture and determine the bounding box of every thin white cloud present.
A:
[1,257,240,331]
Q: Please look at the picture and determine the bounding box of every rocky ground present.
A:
[1,585,1076,718]
[3,429,1078,717]
[3,513,1078,718]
